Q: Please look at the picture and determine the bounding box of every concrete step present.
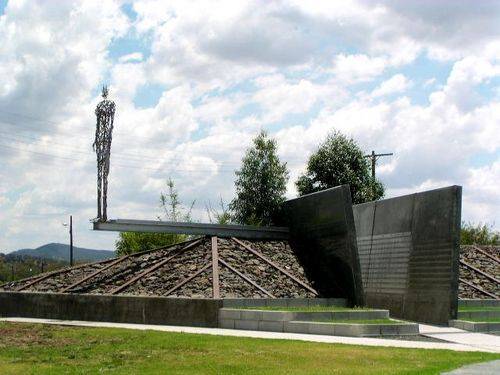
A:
[459,299,500,308]
[218,315,419,337]
[221,298,347,309]
[219,308,389,322]
[449,320,500,333]
[458,310,500,320]
[218,307,418,337]
[284,321,419,337]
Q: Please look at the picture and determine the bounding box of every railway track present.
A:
[459,245,499,299]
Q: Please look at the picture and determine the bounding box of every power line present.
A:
[0,123,309,167]
[0,130,243,167]
[0,115,177,149]
[0,143,237,173]
[0,108,151,139]
[0,127,264,169]
[1,118,250,166]
[0,110,310,164]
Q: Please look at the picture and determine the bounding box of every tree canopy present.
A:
[296,131,384,204]
[115,179,193,256]
[230,131,289,226]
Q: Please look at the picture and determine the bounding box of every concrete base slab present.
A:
[2,317,494,352]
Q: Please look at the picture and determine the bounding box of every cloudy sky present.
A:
[0,0,499,252]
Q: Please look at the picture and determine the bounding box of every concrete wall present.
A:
[353,185,462,324]
[280,185,364,306]
[0,292,222,327]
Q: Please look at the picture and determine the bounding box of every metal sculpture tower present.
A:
[93,86,115,222]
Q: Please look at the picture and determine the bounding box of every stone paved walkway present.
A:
[420,324,500,353]
[441,359,500,374]
[1,317,498,353]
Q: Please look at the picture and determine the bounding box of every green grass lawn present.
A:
[458,306,500,312]
[0,322,499,374]
[459,317,500,323]
[233,305,371,312]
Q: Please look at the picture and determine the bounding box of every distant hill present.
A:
[9,243,114,263]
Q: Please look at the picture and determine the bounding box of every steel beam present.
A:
[211,236,220,299]
[93,219,289,240]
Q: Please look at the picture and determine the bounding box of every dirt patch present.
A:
[0,323,79,348]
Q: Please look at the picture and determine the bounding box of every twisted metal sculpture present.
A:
[93,86,115,222]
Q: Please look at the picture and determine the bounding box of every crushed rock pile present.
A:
[0,237,316,299]
[459,245,499,299]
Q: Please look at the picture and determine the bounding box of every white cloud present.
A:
[1,0,499,252]
[331,54,388,83]
[0,0,129,127]
[118,52,143,63]
[252,75,322,123]
[275,56,500,219]
[462,160,500,226]
[423,78,436,88]
[371,74,411,97]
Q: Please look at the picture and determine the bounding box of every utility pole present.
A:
[69,215,73,266]
[365,150,393,179]
[63,216,74,266]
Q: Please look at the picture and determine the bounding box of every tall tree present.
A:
[230,131,289,226]
[296,131,384,204]
[115,179,193,255]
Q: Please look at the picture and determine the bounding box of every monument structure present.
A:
[93,86,115,222]
[0,89,466,327]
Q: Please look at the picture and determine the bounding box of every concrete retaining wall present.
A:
[219,308,389,322]
[280,185,364,306]
[449,320,500,333]
[353,186,462,324]
[283,321,418,336]
[0,292,222,327]
[458,310,500,320]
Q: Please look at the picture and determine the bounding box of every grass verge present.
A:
[0,322,499,374]
[458,306,500,312]
[458,317,500,323]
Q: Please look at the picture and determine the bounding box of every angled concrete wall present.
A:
[279,185,364,306]
[353,186,462,324]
